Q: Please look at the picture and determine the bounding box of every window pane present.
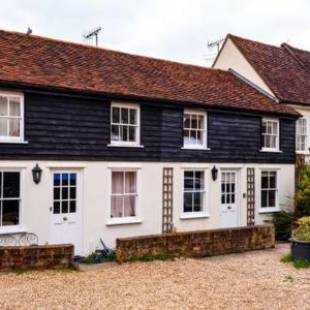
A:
[121,108,129,124]
[191,115,198,129]
[129,109,136,125]
[196,131,203,145]
[62,187,68,199]
[112,107,120,123]
[124,196,136,216]
[183,130,190,145]
[0,118,7,136]
[128,126,135,142]
[3,172,20,198]
[184,114,190,129]
[193,192,203,212]
[184,171,194,190]
[54,187,60,200]
[190,130,196,144]
[53,202,60,214]
[198,115,204,129]
[125,172,136,193]
[112,172,124,194]
[111,196,123,218]
[183,192,193,212]
[2,200,19,226]
[62,174,69,186]
[69,173,76,186]
[111,125,120,141]
[261,172,268,189]
[62,201,68,213]
[54,173,61,186]
[9,99,20,116]
[261,190,268,207]
[9,118,20,137]
[122,125,128,141]
[70,186,76,199]
[0,96,8,116]
[194,171,204,190]
[269,190,276,207]
[269,172,276,188]
[70,200,76,213]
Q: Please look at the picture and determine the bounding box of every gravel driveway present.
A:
[0,243,309,309]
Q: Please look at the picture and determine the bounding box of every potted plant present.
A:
[291,216,310,262]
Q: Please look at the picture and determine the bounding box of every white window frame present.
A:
[182,109,208,150]
[0,91,25,143]
[261,118,280,152]
[181,169,209,219]
[109,102,141,147]
[296,117,308,154]
[259,169,280,213]
[0,168,26,234]
[107,168,141,225]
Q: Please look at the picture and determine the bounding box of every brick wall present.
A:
[0,244,74,270]
[116,225,275,263]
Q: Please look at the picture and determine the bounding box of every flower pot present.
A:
[290,239,310,262]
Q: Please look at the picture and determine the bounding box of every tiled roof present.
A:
[229,34,310,105]
[0,30,298,116]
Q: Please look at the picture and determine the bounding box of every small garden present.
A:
[274,155,310,268]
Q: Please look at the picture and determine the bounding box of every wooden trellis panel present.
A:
[162,168,174,233]
[247,168,255,226]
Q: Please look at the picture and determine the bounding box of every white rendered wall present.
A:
[0,161,294,255]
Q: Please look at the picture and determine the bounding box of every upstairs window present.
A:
[0,92,24,142]
[183,110,207,149]
[110,103,140,146]
[261,170,278,210]
[296,118,307,152]
[261,118,279,151]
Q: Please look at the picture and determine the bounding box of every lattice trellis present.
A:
[162,168,174,233]
[247,168,255,226]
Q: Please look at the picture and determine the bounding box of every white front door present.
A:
[49,171,82,255]
[220,170,239,228]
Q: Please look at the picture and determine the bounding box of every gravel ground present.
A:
[0,243,309,310]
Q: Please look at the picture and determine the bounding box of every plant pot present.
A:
[290,239,310,262]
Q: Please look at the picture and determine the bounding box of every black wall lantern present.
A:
[32,163,42,184]
[211,165,218,181]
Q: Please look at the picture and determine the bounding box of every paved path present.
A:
[0,243,309,309]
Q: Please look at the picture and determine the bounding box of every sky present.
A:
[0,0,310,66]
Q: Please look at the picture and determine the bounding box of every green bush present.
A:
[281,253,310,268]
[272,211,295,241]
[293,217,310,241]
[295,166,310,217]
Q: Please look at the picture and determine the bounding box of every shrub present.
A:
[293,217,310,242]
[281,253,310,268]
[272,211,295,241]
[295,166,310,217]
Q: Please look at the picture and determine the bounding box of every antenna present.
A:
[26,27,32,35]
[207,38,224,52]
[83,27,102,47]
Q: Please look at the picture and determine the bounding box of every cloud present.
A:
[0,0,309,66]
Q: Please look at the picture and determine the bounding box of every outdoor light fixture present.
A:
[32,163,42,184]
[211,165,218,181]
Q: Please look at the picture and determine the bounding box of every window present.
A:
[183,110,207,148]
[0,172,20,226]
[111,171,137,218]
[296,118,307,152]
[53,173,77,214]
[261,118,279,151]
[183,170,205,213]
[0,92,23,142]
[261,171,277,209]
[111,104,140,146]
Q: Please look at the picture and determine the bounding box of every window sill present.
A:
[260,148,282,153]
[0,226,28,235]
[107,143,144,148]
[180,212,210,220]
[296,151,309,155]
[259,208,281,214]
[181,146,210,151]
[106,217,142,226]
[0,140,28,144]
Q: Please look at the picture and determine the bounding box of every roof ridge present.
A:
[281,43,310,73]
[0,28,222,73]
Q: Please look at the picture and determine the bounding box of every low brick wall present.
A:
[0,244,74,271]
[116,225,275,263]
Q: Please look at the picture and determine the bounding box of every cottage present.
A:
[0,30,298,255]
[213,34,310,158]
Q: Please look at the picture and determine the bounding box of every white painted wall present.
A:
[0,161,294,255]
[213,38,275,97]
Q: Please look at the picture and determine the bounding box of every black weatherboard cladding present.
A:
[0,92,296,163]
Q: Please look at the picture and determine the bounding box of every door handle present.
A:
[63,216,68,221]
